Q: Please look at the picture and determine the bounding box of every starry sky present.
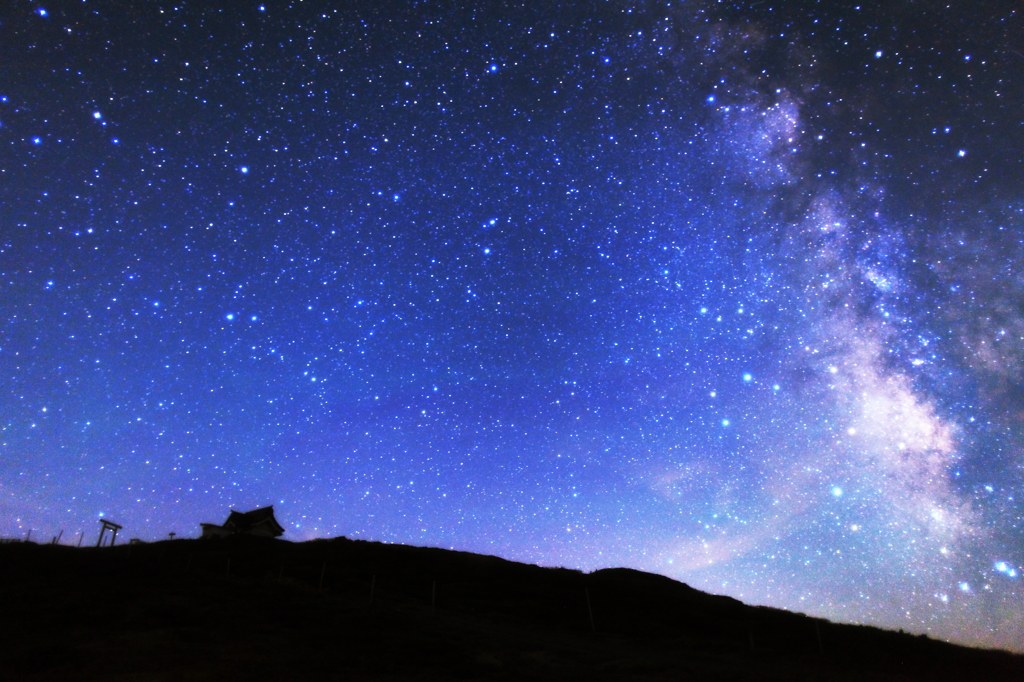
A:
[2,0,1022,651]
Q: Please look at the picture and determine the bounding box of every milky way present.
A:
[2,1,1022,651]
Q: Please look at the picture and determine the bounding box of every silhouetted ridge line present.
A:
[2,537,1020,681]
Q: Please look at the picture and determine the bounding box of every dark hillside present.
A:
[2,537,1020,681]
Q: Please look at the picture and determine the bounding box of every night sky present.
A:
[2,0,1022,651]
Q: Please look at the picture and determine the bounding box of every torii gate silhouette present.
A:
[96,519,123,547]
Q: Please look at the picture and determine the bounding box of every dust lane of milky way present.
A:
[1,0,1021,652]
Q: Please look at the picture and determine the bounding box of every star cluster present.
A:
[1,0,1022,651]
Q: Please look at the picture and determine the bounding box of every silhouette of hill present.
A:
[3,536,1020,680]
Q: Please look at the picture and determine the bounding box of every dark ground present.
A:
[2,537,1021,681]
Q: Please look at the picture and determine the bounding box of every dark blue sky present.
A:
[2,0,1022,650]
